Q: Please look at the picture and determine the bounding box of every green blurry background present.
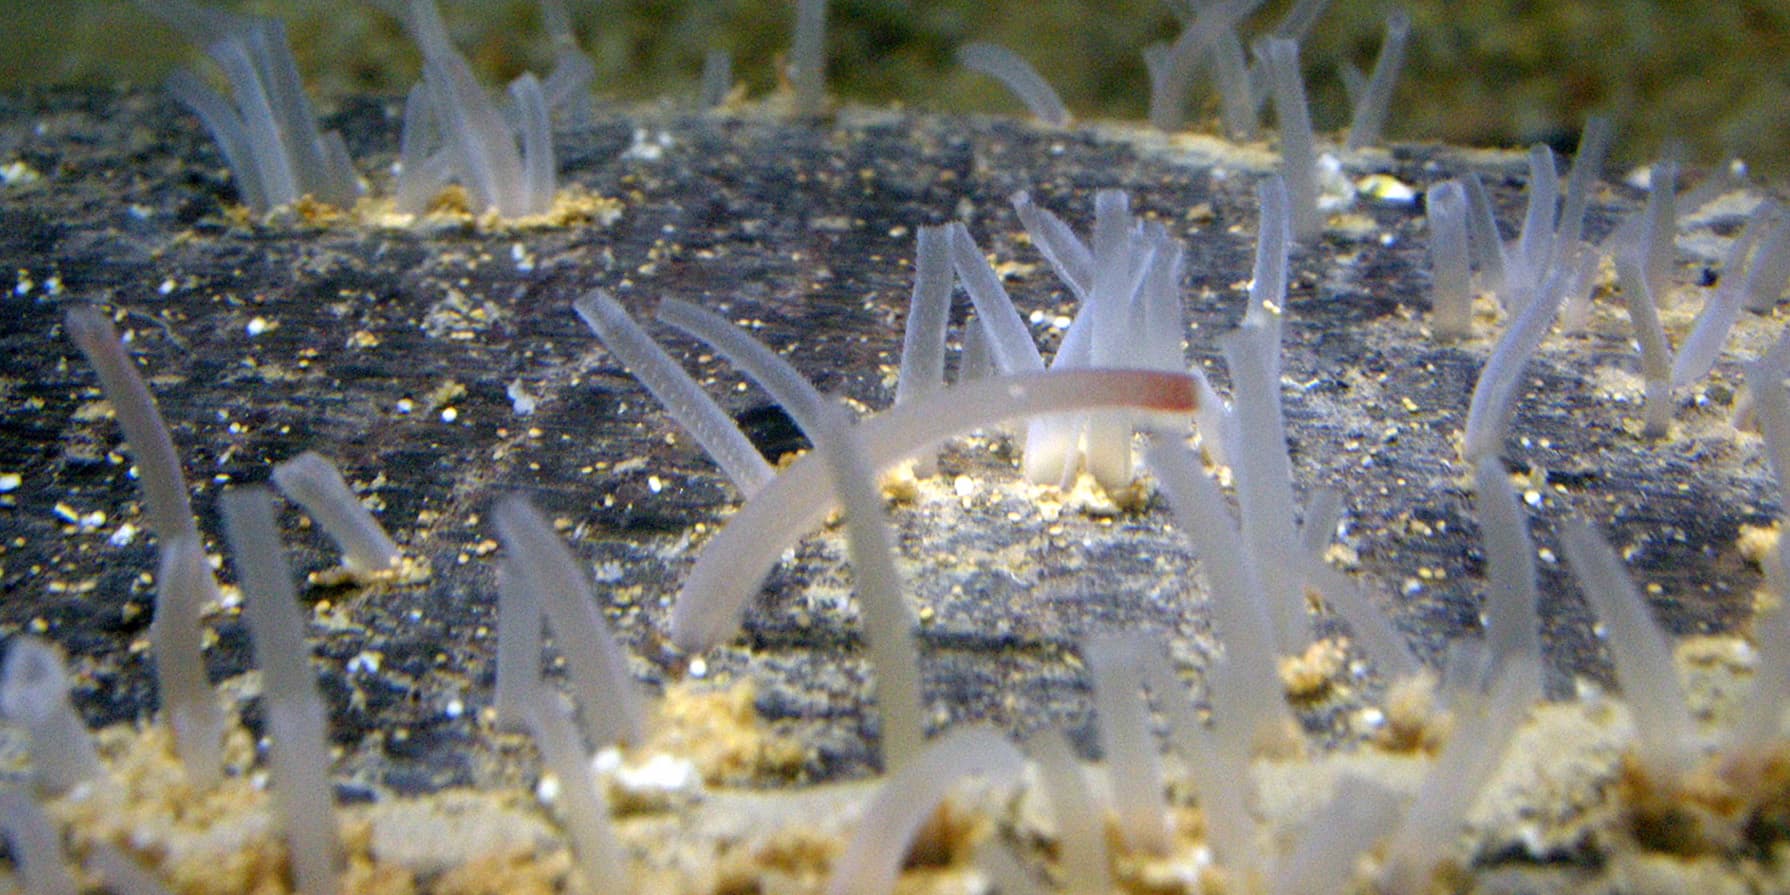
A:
[2,0,1785,177]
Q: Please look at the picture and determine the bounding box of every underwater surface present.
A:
[2,1,1790,892]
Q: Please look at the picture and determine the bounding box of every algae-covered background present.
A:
[2,0,1786,176]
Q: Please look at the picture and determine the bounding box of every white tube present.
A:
[0,638,105,795]
[64,306,201,547]
[1426,179,1473,339]
[811,403,926,769]
[574,290,774,496]
[957,43,1069,126]
[271,451,401,575]
[1085,633,1172,854]
[493,495,647,748]
[1558,516,1698,776]
[219,487,341,895]
[825,726,1024,895]
[152,535,226,786]
[1343,10,1411,151]
[1472,460,1544,707]
[524,690,631,893]
[1259,37,1320,241]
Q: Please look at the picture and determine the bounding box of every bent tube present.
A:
[669,369,1198,652]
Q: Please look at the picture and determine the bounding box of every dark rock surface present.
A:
[0,86,1779,795]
